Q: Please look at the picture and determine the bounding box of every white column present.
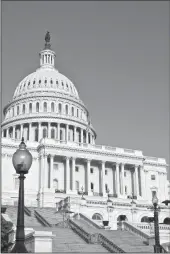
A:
[81,128,83,143]
[116,163,120,197]
[6,128,9,138]
[66,124,69,142]
[20,124,23,139]
[101,161,105,196]
[13,126,15,139]
[139,165,144,197]
[44,155,48,188]
[72,157,76,191]
[57,123,60,140]
[65,157,70,193]
[40,155,44,190]
[86,159,91,194]
[50,155,54,188]
[135,165,139,197]
[121,163,125,196]
[48,122,50,138]
[86,131,88,144]
[74,126,76,142]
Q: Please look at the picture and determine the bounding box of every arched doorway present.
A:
[163,218,170,224]
[117,215,128,222]
[141,216,149,223]
[92,213,103,221]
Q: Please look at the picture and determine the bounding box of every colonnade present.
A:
[2,122,95,144]
[40,155,144,199]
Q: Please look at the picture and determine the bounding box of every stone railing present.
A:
[68,219,91,243]
[25,230,54,253]
[24,206,32,216]
[123,221,155,245]
[78,213,102,229]
[133,222,170,232]
[34,210,51,227]
[98,234,125,253]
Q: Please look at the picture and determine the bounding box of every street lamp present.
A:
[106,189,114,227]
[130,195,137,223]
[152,194,162,253]
[11,138,32,253]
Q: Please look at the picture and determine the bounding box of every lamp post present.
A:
[11,138,32,253]
[106,189,114,227]
[152,195,162,253]
[78,186,86,219]
[130,195,137,223]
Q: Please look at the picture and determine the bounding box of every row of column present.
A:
[40,155,144,198]
[2,122,95,144]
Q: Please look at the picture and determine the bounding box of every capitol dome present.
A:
[2,32,96,144]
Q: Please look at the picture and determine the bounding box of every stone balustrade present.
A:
[98,234,125,253]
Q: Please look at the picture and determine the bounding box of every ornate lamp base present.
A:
[154,245,162,253]
[10,241,28,253]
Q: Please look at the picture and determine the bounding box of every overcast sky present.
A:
[2,1,169,175]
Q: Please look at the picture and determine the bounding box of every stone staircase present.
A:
[72,216,154,253]
[33,226,109,253]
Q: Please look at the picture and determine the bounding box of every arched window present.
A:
[36,102,39,113]
[22,104,25,114]
[43,128,47,138]
[51,128,55,139]
[58,103,62,114]
[141,216,149,223]
[12,108,14,117]
[51,102,54,112]
[53,179,58,189]
[71,107,74,116]
[105,184,108,192]
[62,82,64,89]
[29,103,32,113]
[92,213,103,221]
[117,215,128,222]
[65,105,68,115]
[125,186,127,194]
[77,108,79,117]
[43,102,47,112]
[91,182,94,191]
[35,128,38,141]
[17,106,19,115]
[60,129,63,140]
[163,218,170,224]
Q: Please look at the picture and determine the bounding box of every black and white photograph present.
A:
[1,1,170,253]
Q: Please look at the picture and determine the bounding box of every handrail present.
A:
[79,213,102,229]
[123,221,154,245]
[34,210,51,227]
[24,206,31,216]
[68,219,91,243]
[98,233,125,253]
[161,245,168,253]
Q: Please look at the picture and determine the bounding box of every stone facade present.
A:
[1,34,170,229]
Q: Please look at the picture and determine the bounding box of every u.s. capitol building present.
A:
[2,33,170,229]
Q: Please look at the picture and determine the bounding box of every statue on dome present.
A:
[45,31,50,43]
[44,31,51,49]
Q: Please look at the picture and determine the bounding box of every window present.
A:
[36,102,39,113]
[71,107,74,116]
[58,103,62,114]
[76,181,79,191]
[152,191,156,198]
[75,166,79,172]
[51,128,55,139]
[62,82,64,89]
[105,170,107,175]
[90,168,94,174]
[65,105,68,115]
[151,175,156,180]
[92,213,103,221]
[17,106,19,115]
[44,102,47,112]
[22,104,25,114]
[12,108,14,117]
[77,109,79,117]
[124,172,126,177]
[35,128,38,141]
[125,186,127,194]
[91,182,94,191]
[29,103,32,113]
[105,184,108,192]
[51,102,54,112]
[3,130,6,137]
[43,128,47,138]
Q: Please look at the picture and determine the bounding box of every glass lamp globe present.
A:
[12,138,33,174]
[152,195,158,205]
